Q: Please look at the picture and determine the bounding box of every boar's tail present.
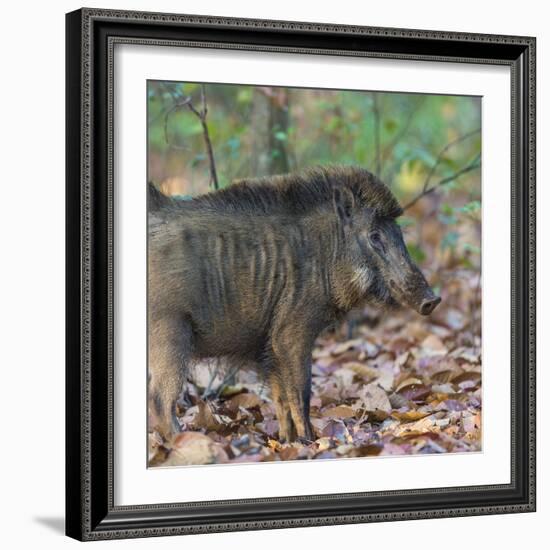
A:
[148,182,173,211]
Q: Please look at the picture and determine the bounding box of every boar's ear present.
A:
[332,186,355,225]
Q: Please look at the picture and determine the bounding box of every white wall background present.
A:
[0,0,545,547]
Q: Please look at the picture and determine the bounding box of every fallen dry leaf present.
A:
[321,404,357,418]
[226,392,264,411]
[193,400,224,431]
[391,410,432,422]
[357,383,392,413]
[393,415,438,437]
[397,383,432,401]
[165,432,228,466]
[419,334,448,357]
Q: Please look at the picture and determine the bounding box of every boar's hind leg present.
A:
[148,317,192,442]
[270,375,296,442]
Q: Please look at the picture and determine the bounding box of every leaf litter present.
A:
[149,268,481,466]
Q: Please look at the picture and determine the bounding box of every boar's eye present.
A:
[369,231,385,253]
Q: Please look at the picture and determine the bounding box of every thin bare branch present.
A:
[402,128,481,210]
[197,85,219,190]
[403,152,481,211]
[185,99,202,119]
[421,128,481,194]
[200,84,208,117]
[163,85,219,190]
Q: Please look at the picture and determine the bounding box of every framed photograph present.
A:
[66,8,536,541]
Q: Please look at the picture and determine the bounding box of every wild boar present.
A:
[148,165,441,443]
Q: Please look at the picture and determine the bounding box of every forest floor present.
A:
[149,267,481,467]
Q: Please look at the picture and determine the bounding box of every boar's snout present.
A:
[365,218,442,316]
[419,295,441,316]
[388,264,441,316]
[409,279,441,316]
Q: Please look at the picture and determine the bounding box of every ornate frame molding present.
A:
[66,8,536,541]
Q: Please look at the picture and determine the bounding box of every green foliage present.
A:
[407,243,427,264]
[396,216,415,228]
[438,203,458,225]
[441,231,459,252]
[463,243,481,254]
[274,130,287,142]
[458,200,481,215]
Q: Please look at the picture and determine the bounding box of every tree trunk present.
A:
[251,87,290,176]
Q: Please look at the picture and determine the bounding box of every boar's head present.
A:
[332,175,441,316]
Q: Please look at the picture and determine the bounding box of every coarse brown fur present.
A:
[148,165,439,443]
[153,165,403,218]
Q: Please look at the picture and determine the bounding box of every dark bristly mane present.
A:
[151,165,403,219]
[148,181,174,211]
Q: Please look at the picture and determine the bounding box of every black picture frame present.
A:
[66,8,536,541]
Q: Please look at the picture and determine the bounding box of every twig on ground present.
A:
[201,359,221,399]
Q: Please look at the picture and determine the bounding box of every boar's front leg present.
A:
[270,374,296,442]
[270,330,315,442]
[148,316,192,442]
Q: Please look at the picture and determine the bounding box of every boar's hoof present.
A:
[278,426,297,444]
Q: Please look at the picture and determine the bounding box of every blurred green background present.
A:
[147,81,481,273]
